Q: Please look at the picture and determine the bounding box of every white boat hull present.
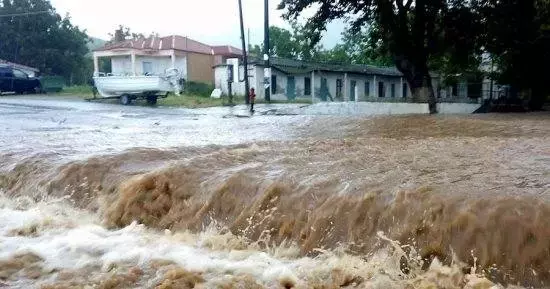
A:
[93,75,180,98]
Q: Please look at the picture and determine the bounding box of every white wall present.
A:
[175,56,187,79]
[254,66,265,98]
[278,102,481,115]
[214,66,229,94]
[347,74,369,101]
[110,55,187,77]
[267,71,312,101]
[270,70,287,100]
[214,63,253,97]
[134,56,171,75]
[311,72,409,102]
[375,75,403,99]
[214,62,472,103]
[111,56,132,75]
[437,103,481,114]
[281,102,429,115]
[312,71,341,101]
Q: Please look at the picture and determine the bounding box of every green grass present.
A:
[46,86,313,108]
[55,85,95,98]
[158,94,229,108]
[158,95,312,108]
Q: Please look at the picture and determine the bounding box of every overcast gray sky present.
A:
[49,0,345,49]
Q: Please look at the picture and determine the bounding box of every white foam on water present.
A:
[0,197,323,287]
[0,196,508,288]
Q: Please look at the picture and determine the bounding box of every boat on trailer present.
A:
[92,68,182,105]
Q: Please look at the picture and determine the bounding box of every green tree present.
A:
[108,25,145,43]
[269,26,301,58]
[248,44,262,57]
[0,0,90,85]
[482,0,550,109]
[313,45,349,64]
[279,0,484,113]
[336,27,389,66]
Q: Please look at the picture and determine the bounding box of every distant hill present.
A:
[86,37,107,56]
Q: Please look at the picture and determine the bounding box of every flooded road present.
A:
[0,97,316,158]
[0,96,549,288]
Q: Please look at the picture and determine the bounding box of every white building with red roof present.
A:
[93,35,241,84]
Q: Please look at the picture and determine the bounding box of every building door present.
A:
[286,76,296,100]
[350,80,356,101]
[304,77,311,96]
[271,75,277,94]
[378,82,385,98]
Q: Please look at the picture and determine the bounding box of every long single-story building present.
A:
[93,35,242,84]
[214,57,470,102]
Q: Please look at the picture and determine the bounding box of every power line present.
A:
[0,11,50,18]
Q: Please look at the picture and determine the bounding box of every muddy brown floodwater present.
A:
[0,98,549,288]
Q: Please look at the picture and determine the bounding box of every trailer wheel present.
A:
[146,95,158,105]
[120,95,131,105]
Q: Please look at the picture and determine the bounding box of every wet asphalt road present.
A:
[0,96,315,159]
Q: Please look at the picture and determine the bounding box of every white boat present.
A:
[92,68,182,104]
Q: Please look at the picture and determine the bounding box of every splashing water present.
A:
[1,100,550,288]
[0,196,506,289]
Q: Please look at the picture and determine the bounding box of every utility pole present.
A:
[263,0,271,102]
[238,0,250,105]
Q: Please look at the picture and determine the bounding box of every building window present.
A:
[304,77,311,95]
[378,82,385,98]
[142,62,153,74]
[391,83,396,98]
[336,79,343,98]
[271,75,277,94]
[402,83,408,98]
[365,81,370,97]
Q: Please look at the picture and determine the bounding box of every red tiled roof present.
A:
[212,45,243,57]
[96,35,241,57]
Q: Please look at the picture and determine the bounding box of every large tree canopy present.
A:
[249,24,323,60]
[108,25,147,44]
[250,24,393,66]
[279,0,484,113]
[482,0,550,109]
[0,0,89,84]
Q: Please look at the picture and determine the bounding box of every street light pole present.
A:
[238,0,250,105]
[264,0,271,102]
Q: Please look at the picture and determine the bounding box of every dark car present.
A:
[0,65,41,94]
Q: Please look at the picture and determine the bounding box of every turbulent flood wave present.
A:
[0,115,549,288]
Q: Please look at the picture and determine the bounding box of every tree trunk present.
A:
[399,62,438,114]
[411,84,437,114]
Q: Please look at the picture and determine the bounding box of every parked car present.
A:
[0,65,42,94]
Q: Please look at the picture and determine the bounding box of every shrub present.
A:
[183,81,214,97]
